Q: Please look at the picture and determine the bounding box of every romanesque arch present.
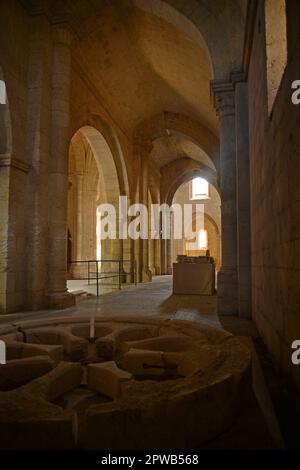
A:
[134,112,219,172]
[70,115,129,200]
[162,158,220,207]
[68,125,125,270]
[170,172,221,274]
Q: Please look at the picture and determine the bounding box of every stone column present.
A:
[139,149,152,282]
[160,233,167,275]
[76,173,83,261]
[232,73,252,318]
[25,15,52,310]
[166,239,172,274]
[212,81,238,315]
[154,237,161,275]
[47,25,75,309]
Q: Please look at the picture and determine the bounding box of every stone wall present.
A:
[0,1,31,312]
[248,0,300,389]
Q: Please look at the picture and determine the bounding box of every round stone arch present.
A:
[80,126,121,208]
[163,160,220,207]
[68,131,100,264]
[167,167,220,205]
[165,168,221,276]
[70,114,130,200]
[134,112,220,173]
[167,174,221,271]
[68,124,125,265]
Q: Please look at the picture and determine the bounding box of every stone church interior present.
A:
[0,0,300,456]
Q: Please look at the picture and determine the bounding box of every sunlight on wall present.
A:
[265,0,287,114]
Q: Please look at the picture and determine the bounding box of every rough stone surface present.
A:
[0,356,54,391]
[87,361,132,399]
[248,0,300,390]
[0,316,251,449]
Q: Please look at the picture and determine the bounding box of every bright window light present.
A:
[198,229,208,250]
[191,177,209,199]
[0,80,6,105]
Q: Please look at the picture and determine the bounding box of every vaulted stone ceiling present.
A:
[70,0,217,138]
[150,134,216,170]
[27,0,246,170]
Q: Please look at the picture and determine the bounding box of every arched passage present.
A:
[170,174,221,278]
[67,125,130,292]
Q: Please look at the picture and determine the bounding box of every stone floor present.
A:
[0,276,219,327]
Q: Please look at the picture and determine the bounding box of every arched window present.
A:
[265,0,287,114]
[190,177,209,200]
[0,80,6,105]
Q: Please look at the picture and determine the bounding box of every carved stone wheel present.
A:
[0,316,251,450]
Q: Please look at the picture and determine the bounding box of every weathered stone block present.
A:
[0,356,54,390]
[24,361,83,402]
[121,348,165,376]
[87,361,132,398]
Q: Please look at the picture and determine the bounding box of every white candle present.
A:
[90,316,95,340]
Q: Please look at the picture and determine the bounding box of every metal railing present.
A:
[68,259,137,296]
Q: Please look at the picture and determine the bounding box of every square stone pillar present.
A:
[232,73,252,319]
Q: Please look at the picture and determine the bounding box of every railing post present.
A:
[88,261,90,285]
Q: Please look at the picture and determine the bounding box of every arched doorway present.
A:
[67,125,129,294]
[170,175,221,282]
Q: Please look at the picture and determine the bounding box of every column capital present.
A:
[0,154,31,173]
[231,71,247,86]
[210,80,235,119]
[20,0,49,17]
[52,23,74,47]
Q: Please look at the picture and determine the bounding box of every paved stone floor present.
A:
[0,276,219,327]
